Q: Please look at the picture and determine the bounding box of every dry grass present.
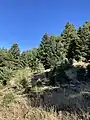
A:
[0,95,90,120]
[0,82,89,120]
[0,65,90,120]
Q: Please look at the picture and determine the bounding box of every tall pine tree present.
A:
[38,33,51,69]
[9,43,20,59]
[62,22,82,60]
[77,22,90,60]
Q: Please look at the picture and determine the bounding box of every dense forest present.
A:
[0,21,90,85]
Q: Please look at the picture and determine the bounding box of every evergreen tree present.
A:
[77,22,90,60]
[0,48,13,68]
[20,51,28,67]
[47,36,66,67]
[38,33,51,69]
[39,33,66,69]
[86,36,90,59]
[26,48,39,70]
[61,22,82,60]
[61,22,77,57]
[67,33,82,60]
[9,43,20,59]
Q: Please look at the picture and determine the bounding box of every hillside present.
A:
[1,22,90,119]
[0,64,90,120]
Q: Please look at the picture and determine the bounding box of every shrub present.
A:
[11,68,32,88]
[36,62,45,73]
[49,62,71,86]
[20,77,27,88]
[2,93,15,106]
[0,67,12,85]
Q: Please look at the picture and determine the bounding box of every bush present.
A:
[2,93,15,106]
[49,62,71,86]
[11,68,32,87]
[20,77,27,88]
[0,67,12,85]
[36,62,45,73]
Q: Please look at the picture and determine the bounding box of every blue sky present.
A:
[0,0,90,51]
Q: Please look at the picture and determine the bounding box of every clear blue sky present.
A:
[0,0,90,51]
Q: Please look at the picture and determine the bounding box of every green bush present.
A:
[0,67,12,85]
[20,77,27,88]
[49,62,71,86]
[36,62,45,73]
[2,93,15,106]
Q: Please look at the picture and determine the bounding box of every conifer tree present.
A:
[62,22,82,60]
[9,43,20,59]
[38,33,51,69]
[77,22,90,60]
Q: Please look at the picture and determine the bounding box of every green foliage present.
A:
[9,43,20,59]
[38,33,51,69]
[0,67,12,85]
[20,77,27,88]
[61,22,82,60]
[1,21,90,86]
[0,48,12,67]
[20,51,28,67]
[77,22,90,60]
[8,43,23,70]
[10,67,32,89]
[48,36,66,67]
[2,93,15,106]
[61,22,76,51]
[25,48,40,71]
[35,62,45,73]
[39,33,66,69]
[49,61,71,86]
[67,35,82,60]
